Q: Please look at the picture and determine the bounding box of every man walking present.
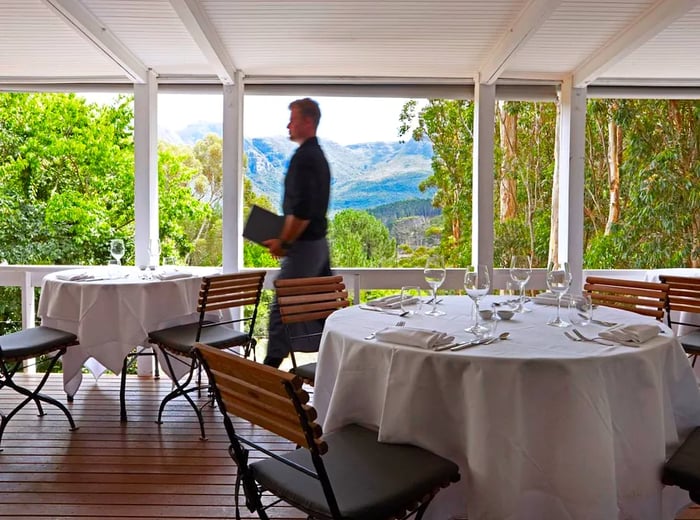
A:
[263,98,331,367]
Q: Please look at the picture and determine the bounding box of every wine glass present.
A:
[109,239,125,265]
[546,260,572,327]
[510,255,532,313]
[423,253,446,316]
[464,265,490,333]
[148,238,161,269]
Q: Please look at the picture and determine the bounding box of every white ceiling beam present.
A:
[169,0,237,85]
[42,0,149,83]
[479,0,563,85]
[573,0,699,88]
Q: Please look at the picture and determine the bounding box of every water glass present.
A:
[476,315,498,339]
[569,293,593,326]
[400,286,423,316]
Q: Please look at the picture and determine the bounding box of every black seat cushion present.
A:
[663,426,700,499]
[148,321,250,354]
[291,362,316,382]
[0,326,77,360]
[679,330,700,355]
[251,424,460,519]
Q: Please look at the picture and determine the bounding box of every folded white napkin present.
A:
[374,326,454,349]
[533,292,575,306]
[156,270,191,280]
[366,294,403,309]
[56,271,92,281]
[598,323,659,346]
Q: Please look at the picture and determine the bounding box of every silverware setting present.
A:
[565,328,614,346]
[580,314,618,327]
[364,320,406,340]
[435,331,511,351]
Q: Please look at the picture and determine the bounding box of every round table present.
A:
[38,266,220,397]
[315,295,700,520]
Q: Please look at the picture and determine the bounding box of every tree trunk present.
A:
[498,101,518,221]
[604,106,621,235]
[549,101,561,264]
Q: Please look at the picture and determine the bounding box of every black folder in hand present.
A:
[243,205,284,246]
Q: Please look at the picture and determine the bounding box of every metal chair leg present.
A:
[157,350,207,440]
[0,351,77,450]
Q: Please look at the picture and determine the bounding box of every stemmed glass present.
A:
[109,239,125,265]
[148,238,161,268]
[464,265,490,333]
[546,260,572,327]
[510,255,532,313]
[423,253,446,316]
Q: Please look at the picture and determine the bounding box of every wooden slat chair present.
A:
[662,426,700,504]
[583,276,669,321]
[141,271,266,439]
[0,326,79,450]
[659,275,700,366]
[274,275,349,384]
[195,343,461,520]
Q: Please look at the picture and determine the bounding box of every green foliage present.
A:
[329,210,397,267]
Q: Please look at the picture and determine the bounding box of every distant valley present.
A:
[161,121,436,213]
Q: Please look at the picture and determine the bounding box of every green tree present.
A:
[329,210,396,267]
[399,100,474,266]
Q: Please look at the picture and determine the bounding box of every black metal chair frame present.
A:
[145,271,266,439]
[0,327,79,450]
[195,343,461,520]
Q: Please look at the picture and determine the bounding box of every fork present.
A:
[571,328,614,346]
[364,320,406,340]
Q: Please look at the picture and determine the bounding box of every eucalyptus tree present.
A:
[399,99,474,266]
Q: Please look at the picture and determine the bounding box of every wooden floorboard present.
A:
[2,372,700,519]
[1,373,306,519]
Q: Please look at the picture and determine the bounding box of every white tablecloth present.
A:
[314,295,700,520]
[38,267,220,396]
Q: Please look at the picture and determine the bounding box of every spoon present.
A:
[448,332,510,351]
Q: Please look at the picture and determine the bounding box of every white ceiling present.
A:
[2,0,700,90]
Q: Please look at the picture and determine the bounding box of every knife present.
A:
[358,304,408,316]
[449,337,494,351]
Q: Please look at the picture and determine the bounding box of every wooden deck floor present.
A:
[1,373,306,519]
[2,372,700,520]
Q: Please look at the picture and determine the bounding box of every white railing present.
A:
[0,264,649,331]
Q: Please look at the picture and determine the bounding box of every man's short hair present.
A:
[289,98,321,129]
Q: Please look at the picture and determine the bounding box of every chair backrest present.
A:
[274,275,349,325]
[659,275,700,329]
[197,271,266,338]
[583,276,669,321]
[194,342,324,452]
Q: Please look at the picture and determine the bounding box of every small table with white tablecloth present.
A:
[38,266,220,397]
[314,295,700,520]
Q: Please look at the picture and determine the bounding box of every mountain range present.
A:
[161,122,435,212]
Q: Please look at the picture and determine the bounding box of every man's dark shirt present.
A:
[282,136,331,241]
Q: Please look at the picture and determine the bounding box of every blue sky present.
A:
[84,93,415,145]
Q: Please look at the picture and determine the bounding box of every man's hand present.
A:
[263,238,287,258]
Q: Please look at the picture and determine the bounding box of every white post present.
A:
[133,71,159,268]
[558,78,587,292]
[133,72,159,375]
[472,79,496,278]
[222,73,244,274]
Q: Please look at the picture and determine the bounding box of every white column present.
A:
[558,78,587,292]
[133,71,159,268]
[472,79,496,277]
[222,72,245,273]
[133,72,158,376]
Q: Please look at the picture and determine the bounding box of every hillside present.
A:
[162,122,435,212]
